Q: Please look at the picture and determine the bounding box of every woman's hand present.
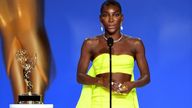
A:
[118,81,135,94]
[99,78,123,91]
[111,81,122,93]
[110,81,135,94]
[97,77,110,89]
[97,78,135,94]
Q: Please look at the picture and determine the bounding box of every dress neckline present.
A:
[93,53,134,62]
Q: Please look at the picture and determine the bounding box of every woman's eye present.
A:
[101,13,108,17]
[114,13,120,17]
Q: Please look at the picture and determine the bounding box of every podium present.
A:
[10,104,53,108]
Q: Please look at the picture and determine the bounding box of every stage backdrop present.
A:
[0,0,192,108]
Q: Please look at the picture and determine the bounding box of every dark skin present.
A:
[77,5,150,94]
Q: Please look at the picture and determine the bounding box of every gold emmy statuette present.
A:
[16,49,43,104]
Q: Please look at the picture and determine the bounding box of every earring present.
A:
[120,25,123,31]
[120,22,123,31]
[101,26,104,32]
[120,26,123,31]
[100,23,104,32]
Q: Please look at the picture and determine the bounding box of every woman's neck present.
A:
[104,32,122,40]
[103,32,123,43]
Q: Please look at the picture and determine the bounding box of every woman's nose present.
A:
[108,16,114,23]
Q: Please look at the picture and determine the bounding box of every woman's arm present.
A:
[77,39,103,86]
[133,39,150,88]
[120,39,150,93]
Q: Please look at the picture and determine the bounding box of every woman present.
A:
[76,0,150,108]
[0,0,51,103]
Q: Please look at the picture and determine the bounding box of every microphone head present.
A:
[107,37,114,47]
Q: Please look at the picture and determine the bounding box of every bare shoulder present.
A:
[82,35,101,49]
[123,35,144,47]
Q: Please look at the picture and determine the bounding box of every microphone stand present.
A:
[107,37,114,108]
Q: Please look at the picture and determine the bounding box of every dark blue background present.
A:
[0,0,192,107]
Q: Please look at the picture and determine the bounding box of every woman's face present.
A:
[100,5,123,34]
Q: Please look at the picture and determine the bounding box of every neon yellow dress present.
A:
[76,53,139,108]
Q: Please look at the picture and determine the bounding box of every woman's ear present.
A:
[121,14,124,21]
[99,16,104,25]
[99,15,102,22]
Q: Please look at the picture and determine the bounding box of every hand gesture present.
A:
[118,81,134,94]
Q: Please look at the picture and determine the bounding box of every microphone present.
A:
[107,36,113,108]
[107,37,114,47]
